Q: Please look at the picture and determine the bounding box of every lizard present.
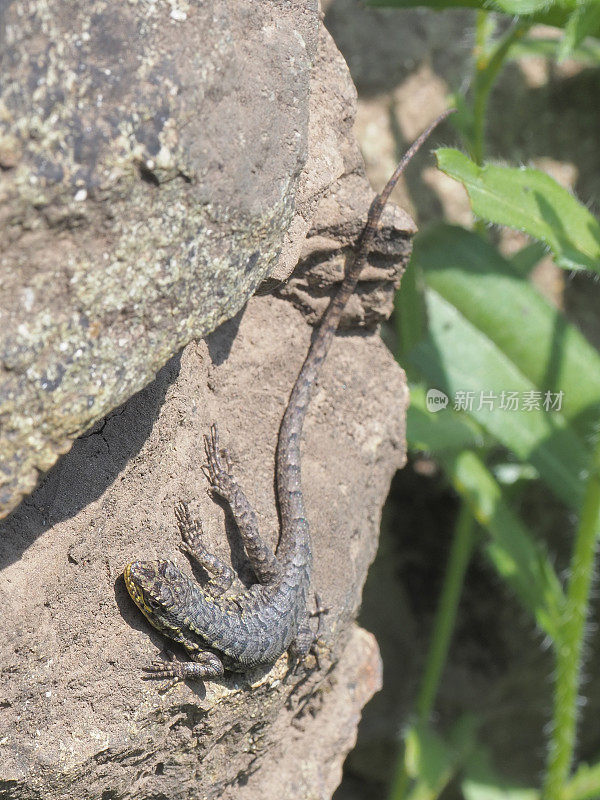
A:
[123,110,452,686]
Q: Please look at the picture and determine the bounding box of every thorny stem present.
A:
[543,439,600,800]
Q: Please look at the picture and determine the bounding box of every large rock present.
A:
[0,0,316,518]
[0,10,414,800]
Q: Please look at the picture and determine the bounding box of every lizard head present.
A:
[124,559,189,637]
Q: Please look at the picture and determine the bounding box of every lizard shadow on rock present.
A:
[0,351,183,570]
[204,303,264,586]
[210,491,263,589]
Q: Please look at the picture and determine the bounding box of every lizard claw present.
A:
[141,650,187,692]
[203,423,234,497]
[142,662,181,680]
[174,500,204,552]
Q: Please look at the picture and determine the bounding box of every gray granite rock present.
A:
[0,0,317,518]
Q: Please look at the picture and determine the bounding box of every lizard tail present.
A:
[275,109,455,564]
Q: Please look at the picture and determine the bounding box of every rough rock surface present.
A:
[0,298,406,799]
[0,0,317,518]
[275,26,414,330]
[0,10,413,800]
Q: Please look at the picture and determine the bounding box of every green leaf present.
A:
[509,35,600,64]
[366,0,557,8]
[493,0,566,13]
[412,225,600,444]
[447,90,475,147]
[442,450,564,640]
[401,716,481,800]
[407,384,485,454]
[464,784,539,800]
[404,721,458,800]
[435,149,600,274]
[560,2,600,60]
[507,241,548,276]
[407,226,600,509]
[396,258,427,361]
[409,297,591,510]
[366,0,593,33]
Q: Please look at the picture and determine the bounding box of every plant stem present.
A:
[543,440,600,800]
[416,499,476,717]
[388,498,476,800]
[471,15,531,165]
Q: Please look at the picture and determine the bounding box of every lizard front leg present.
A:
[141,626,225,686]
[203,423,282,585]
[142,649,224,689]
[174,500,234,596]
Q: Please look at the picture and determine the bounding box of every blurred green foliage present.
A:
[363,3,600,799]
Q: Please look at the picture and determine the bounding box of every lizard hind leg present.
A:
[202,423,282,585]
[290,618,315,660]
[174,501,235,596]
[289,593,329,670]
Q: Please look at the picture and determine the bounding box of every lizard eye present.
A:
[146,595,161,611]
[162,561,179,580]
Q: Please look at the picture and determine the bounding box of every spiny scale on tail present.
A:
[123,110,454,686]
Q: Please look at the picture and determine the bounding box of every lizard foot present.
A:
[142,650,224,690]
[174,500,204,556]
[308,593,329,671]
[289,593,329,673]
[173,500,235,595]
[202,423,235,498]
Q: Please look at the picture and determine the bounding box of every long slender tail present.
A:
[275,109,455,563]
